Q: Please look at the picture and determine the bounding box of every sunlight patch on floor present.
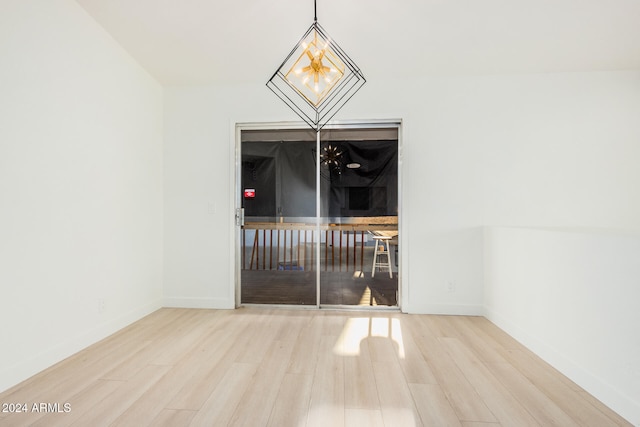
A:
[358,286,378,306]
[305,404,418,427]
[333,317,406,359]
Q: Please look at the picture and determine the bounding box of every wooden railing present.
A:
[242,221,397,273]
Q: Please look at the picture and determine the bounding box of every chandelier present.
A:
[266,0,365,130]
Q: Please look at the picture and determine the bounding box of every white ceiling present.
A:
[75,0,640,85]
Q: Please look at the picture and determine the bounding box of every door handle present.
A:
[235,208,245,226]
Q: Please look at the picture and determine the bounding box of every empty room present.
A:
[1,0,639,425]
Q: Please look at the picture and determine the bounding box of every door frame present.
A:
[233,119,404,311]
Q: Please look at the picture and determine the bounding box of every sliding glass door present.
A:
[237,124,399,308]
[238,129,317,305]
[318,132,398,306]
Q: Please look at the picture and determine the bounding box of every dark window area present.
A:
[241,137,398,219]
[349,187,370,210]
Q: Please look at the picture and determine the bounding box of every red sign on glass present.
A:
[244,188,256,198]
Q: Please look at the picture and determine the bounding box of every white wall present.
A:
[162,83,413,309]
[0,0,164,392]
[164,71,640,312]
[479,72,640,229]
[475,71,640,423]
[485,227,640,425]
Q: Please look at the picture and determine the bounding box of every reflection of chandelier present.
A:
[266,0,365,130]
[321,144,343,172]
[311,143,344,179]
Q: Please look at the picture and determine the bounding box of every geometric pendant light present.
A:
[266,1,366,130]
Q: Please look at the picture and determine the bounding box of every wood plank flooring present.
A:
[0,308,632,427]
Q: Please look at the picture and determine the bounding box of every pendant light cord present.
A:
[314,0,317,22]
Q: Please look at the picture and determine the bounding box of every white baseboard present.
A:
[0,299,162,393]
[162,296,234,310]
[406,303,484,316]
[483,306,640,426]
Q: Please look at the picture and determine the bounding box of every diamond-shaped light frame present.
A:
[267,21,365,130]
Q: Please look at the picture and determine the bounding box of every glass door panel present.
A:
[240,136,317,305]
[319,136,399,307]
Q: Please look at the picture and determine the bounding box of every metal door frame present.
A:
[233,119,403,311]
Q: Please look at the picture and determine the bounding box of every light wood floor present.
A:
[0,308,632,427]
